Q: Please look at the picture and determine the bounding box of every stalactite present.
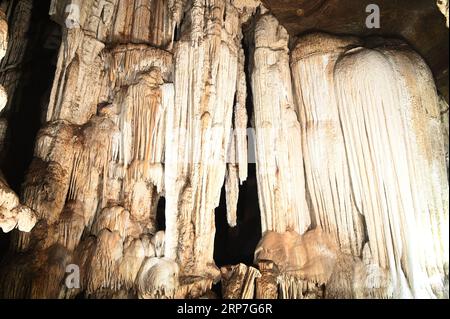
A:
[0,10,6,62]
[0,0,447,300]
[56,202,85,250]
[291,33,366,257]
[164,1,259,296]
[225,47,248,227]
[0,173,35,232]
[278,275,325,299]
[289,32,448,298]
[234,48,248,184]
[0,0,264,299]
[255,261,279,299]
[334,42,448,298]
[225,163,239,227]
[0,7,7,156]
[46,30,105,125]
[251,14,309,235]
[1,0,177,298]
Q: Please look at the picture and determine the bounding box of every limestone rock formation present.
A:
[0,0,448,300]
[220,263,260,299]
[251,14,309,235]
[438,0,449,27]
[0,7,37,234]
[0,173,37,233]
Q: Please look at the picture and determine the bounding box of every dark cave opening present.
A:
[213,164,262,268]
[0,229,9,263]
[156,196,166,231]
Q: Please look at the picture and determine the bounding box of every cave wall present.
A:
[1,0,261,299]
[0,0,38,235]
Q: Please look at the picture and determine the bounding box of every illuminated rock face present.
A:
[0,0,448,299]
[288,31,448,299]
[0,0,260,299]
[251,14,309,235]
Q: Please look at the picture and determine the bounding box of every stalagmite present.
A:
[137,257,179,299]
[86,229,123,294]
[118,238,146,290]
[255,230,339,284]
[220,263,261,299]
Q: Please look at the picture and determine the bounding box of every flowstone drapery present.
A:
[0,0,448,299]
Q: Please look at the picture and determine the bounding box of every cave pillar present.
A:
[251,14,310,235]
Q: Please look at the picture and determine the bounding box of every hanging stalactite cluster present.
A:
[0,0,448,299]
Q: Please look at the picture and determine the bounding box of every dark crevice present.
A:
[0,230,9,263]
[213,164,261,268]
[242,14,257,128]
[1,0,60,192]
[156,196,166,231]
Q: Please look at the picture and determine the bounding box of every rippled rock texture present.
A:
[0,0,448,299]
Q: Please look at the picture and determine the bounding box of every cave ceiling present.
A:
[262,0,449,101]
